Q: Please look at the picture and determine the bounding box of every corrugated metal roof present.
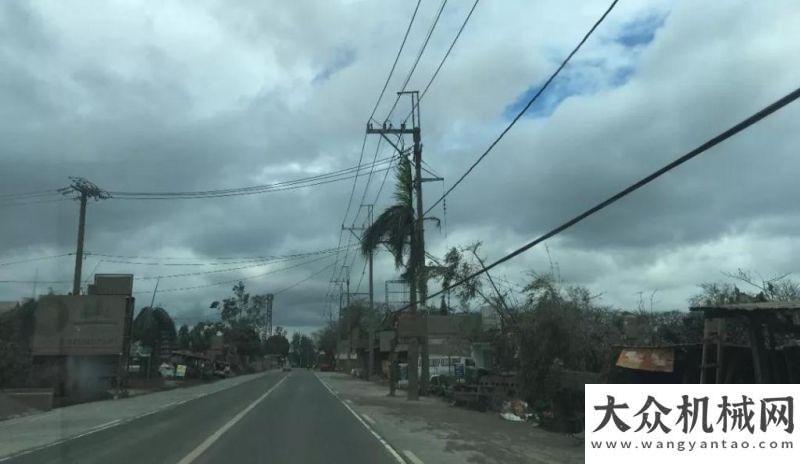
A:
[690,301,800,313]
[616,347,675,372]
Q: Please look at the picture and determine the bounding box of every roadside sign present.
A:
[32,295,134,356]
[175,364,187,378]
[454,363,465,378]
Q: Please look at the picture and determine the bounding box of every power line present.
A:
[0,246,357,284]
[330,1,423,303]
[83,245,353,263]
[368,0,423,121]
[274,260,337,295]
[112,156,394,197]
[332,137,373,301]
[131,247,346,281]
[385,0,479,129]
[110,157,395,200]
[358,0,478,249]
[424,0,619,215]
[383,0,449,122]
[0,253,74,267]
[0,158,396,205]
[141,253,336,294]
[0,197,72,208]
[418,0,480,102]
[420,86,800,307]
[0,189,61,199]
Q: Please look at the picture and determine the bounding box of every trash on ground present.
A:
[500,399,533,422]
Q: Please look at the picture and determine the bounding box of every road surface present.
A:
[4,370,401,464]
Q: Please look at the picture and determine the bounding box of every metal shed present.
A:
[690,301,800,383]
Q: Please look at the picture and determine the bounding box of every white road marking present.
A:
[315,373,407,464]
[0,418,121,462]
[361,413,376,425]
[403,450,425,464]
[0,371,278,462]
[74,419,122,438]
[176,375,289,464]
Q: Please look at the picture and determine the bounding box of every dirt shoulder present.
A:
[317,372,584,464]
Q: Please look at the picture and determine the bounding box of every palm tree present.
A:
[361,156,422,399]
[361,156,415,270]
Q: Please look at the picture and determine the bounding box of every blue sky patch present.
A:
[615,13,667,48]
[312,48,356,84]
[502,12,666,120]
[503,77,580,119]
[503,60,618,119]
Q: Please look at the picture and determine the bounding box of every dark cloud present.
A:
[1,0,798,327]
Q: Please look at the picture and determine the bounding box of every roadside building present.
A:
[0,301,19,317]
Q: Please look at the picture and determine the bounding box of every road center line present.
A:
[176,374,289,464]
[0,371,278,463]
[315,373,407,464]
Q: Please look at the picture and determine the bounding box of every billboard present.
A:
[31,295,133,356]
[91,274,133,296]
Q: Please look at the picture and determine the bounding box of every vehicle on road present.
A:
[213,363,232,378]
[158,362,175,378]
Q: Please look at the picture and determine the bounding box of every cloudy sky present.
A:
[1,0,798,335]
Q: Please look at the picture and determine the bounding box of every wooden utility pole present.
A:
[60,178,110,295]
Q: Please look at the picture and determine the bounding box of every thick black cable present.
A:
[368,0,422,121]
[424,0,620,215]
[420,86,800,306]
[383,0,449,122]
[419,0,479,101]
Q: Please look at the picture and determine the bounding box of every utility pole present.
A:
[265,294,274,337]
[73,192,87,295]
[333,265,351,332]
[59,178,110,295]
[367,205,375,382]
[367,91,429,399]
[149,278,160,308]
[345,266,351,308]
[31,268,39,300]
[343,205,375,380]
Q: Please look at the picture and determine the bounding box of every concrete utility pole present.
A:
[367,205,375,382]
[334,265,351,340]
[343,205,375,380]
[265,294,274,336]
[367,91,429,399]
[345,267,351,308]
[149,278,160,308]
[59,177,110,295]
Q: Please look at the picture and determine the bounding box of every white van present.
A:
[399,356,476,383]
[428,355,475,379]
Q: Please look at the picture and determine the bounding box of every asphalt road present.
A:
[5,370,400,464]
